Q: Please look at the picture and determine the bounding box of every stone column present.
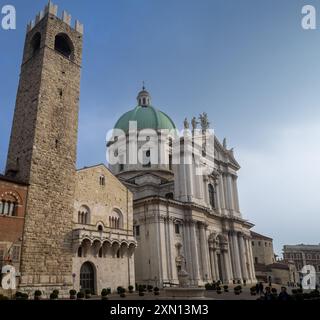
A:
[199,223,210,282]
[219,174,226,211]
[189,221,201,284]
[222,250,232,283]
[247,238,256,282]
[209,247,217,280]
[232,176,240,212]
[238,235,248,280]
[232,232,242,280]
[228,233,235,280]
[227,174,235,211]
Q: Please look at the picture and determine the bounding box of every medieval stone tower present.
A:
[5,2,83,293]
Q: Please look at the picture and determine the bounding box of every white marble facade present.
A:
[109,90,257,287]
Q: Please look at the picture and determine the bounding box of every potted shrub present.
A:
[154,287,160,296]
[139,286,144,297]
[120,288,126,298]
[250,286,256,296]
[147,285,153,292]
[107,288,111,295]
[142,285,147,292]
[101,289,109,300]
[216,286,222,294]
[128,285,134,293]
[34,290,42,300]
[117,286,123,294]
[69,289,77,300]
[223,285,228,292]
[205,283,211,291]
[234,285,242,295]
[77,291,85,300]
[50,292,58,300]
[85,289,92,299]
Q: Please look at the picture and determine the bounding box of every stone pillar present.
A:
[228,233,236,280]
[199,223,210,282]
[219,174,226,211]
[232,176,240,212]
[232,232,242,280]
[222,250,232,283]
[239,235,248,280]
[209,247,217,280]
[189,221,201,284]
[227,174,234,211]
[247,238,256,282]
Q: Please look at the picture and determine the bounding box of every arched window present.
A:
[0,194,18,217]
[108,209,123,229]
[116,249,120,258]
[78,205,90,225]
[31,32,41,55]
[98,225,103,232]
[54,33,73,59]
[77,246,82,257]
[98,247,103,258]
[208,184,215,208]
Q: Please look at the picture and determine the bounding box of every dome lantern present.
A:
[137,83,151,107]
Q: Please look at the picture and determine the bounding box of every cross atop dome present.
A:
[137,82,151,107]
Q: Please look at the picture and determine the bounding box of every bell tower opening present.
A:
[54,33,73,59]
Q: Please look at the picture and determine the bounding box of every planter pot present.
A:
[129,290,133,294]
[77,298,85,300]
[234,291,240,295]
[101,296,108,300]
[139,292,144,296]
[34,296,41,300]
[120,294,126,298]
[154,292,160,296]
[85,295,91,299]
[217,290,222,294]
[70,295,76,300]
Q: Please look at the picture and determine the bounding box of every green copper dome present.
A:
[114,88,176,132]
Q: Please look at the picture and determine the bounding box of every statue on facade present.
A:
[191,116,198,131]
[199,112,210,131]
[183,117,189,129]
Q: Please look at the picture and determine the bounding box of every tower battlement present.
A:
[26,1,83,34]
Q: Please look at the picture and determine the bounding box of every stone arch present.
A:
[80,261,96,294]
[54,33,74,59]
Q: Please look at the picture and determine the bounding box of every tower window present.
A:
[77,246,82,257]
[175,224,180,234]
[31,32,41,55]
[116,249,120,258]
[54,33,73,59]
[98,247,103,258]
[99,175,105,186]
[98,225,103,232]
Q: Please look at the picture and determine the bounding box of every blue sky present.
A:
[1,0,320,255]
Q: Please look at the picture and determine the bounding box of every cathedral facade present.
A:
[108,89,257,286]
